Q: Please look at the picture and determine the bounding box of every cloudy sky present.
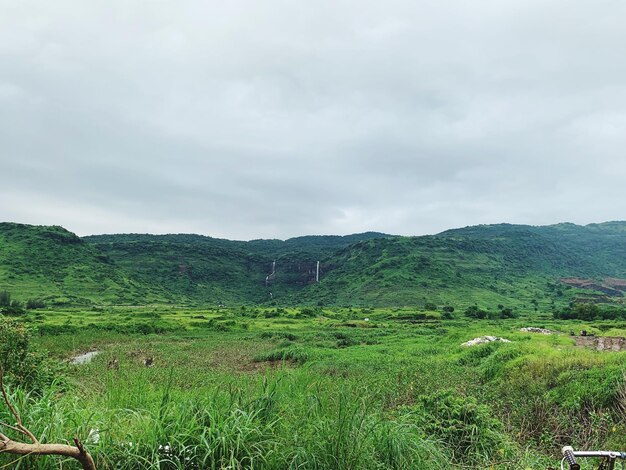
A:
[1,1,625,239]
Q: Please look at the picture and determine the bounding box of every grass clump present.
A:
[253,346,310,364]
[405,389,512,464]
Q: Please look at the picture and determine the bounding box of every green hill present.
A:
[4,221,626,308]
[82,232,390,304]
[299,222,626,309]
[0,223,166,305]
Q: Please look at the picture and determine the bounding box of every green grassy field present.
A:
[2,307,626,469]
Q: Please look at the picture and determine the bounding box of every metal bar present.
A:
[572,451,626,458]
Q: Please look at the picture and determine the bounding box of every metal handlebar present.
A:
[561,446,626,470]
[562,446,580,470]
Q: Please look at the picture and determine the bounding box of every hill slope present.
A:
[82,232,389,304]
[4,221,626,308]
[299,223,626,308]
[0,223,166,305]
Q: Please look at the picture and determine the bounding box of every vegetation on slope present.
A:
[0,223,165,306]
[4,221,626,308]
[300,223,626,309]
[83,232,390,305]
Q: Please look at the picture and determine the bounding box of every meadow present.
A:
[2,306,626,469]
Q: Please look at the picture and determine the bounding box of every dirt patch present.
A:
[604,278,626,289]
[560,278,626,297]
[207,346,293,373]
[574,336,626,351]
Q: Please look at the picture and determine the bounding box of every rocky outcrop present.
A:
[520,327,558,335]
[461,336,511,347]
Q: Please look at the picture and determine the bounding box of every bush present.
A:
[0,291,25,315]
[406,390,510,463]
[253,346,309,364]
[0,291,10,307]
[297,307,318,317]
[259,331,298,341]
[26,299,46,310]
[464,305,488,319]
[497,306,518,319]
[554,302,602,320]
[0,318,58,392]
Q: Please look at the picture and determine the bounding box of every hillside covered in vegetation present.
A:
[3,221,626,309]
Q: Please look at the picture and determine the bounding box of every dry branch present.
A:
[0,367,96,470]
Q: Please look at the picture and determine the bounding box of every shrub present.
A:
[0,318,58,392]
[259,331,298,341]
[464,305,488,319]
[406,390,509,462]
[26,299,46,310]
[0,291,25,315]
[263,309,281,318]
[297,307,318,317]
[253,346,309,364]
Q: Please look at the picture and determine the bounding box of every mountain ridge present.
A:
[3,221,626,308]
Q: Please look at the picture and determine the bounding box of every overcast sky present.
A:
[1,1,626,239]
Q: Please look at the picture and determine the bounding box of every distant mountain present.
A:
[81,231,391,305]
[3,221,626,308]
[297,222,626,308]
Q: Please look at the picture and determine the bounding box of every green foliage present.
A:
[7,221,626,308]
[0,290,10,306]
[553,302,626,320]
[547,366,625,410]
[26,298,46,309]
[0,223,164,305]
[253,346,310,364]
[407,389,510,463]
[0,318,57,391]
[464,305,488,319]
[0,290,25,315]
[4,308,623,468]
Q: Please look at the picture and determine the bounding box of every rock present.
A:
[461,336,511,347]
[70,350,101,365]
[520,327,558,335]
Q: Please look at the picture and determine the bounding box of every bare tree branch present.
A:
[0,367,96,470]
[0,420,29,437]
[0,436,96,470]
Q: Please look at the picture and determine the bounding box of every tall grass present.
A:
[6,313,626,469]
[0,376,452,469]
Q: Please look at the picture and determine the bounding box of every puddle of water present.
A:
[70,350,101,365]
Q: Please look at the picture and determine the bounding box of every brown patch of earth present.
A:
[560,278,625,297]
[207,346,295,373]
[604,278,626,289]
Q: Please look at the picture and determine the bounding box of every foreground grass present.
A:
[2,307,626,468]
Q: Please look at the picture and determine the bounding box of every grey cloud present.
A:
[2,0,626,238]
